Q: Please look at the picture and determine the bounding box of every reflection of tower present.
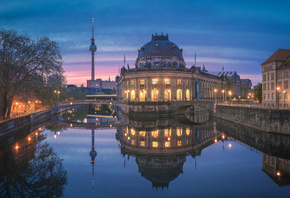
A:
[89,129,97,192]
[89,12,97,81]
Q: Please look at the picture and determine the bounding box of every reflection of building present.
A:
[261,49,290,107]
[262,153,290,186]
[116,34,252,102]
[116,121,220,189]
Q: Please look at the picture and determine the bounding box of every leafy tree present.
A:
[0,29,64,119]
[253,83,262,102]
[64,84,87,100]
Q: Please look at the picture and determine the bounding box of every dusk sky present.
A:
[1,0,290,86]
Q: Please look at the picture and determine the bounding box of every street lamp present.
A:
[214,89,217,102]
[228,91,232,103]
[54,90,60,103]
[276,87,280,109]
[248,93,252,106]
[283,90,286,109]
[222,89,225,101]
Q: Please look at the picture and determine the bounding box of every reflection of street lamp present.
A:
[277,87,280,109]
[15,102,19,117]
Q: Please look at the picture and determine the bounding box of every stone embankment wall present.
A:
[0,110,52,137]
[214,105,290,135]
[0,104,87,136]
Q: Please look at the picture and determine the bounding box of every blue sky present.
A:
[1,0,289,86]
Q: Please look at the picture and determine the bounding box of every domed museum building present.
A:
[116,34,252,103]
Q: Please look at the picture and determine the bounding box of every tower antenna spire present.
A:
[89,11,97,81]
[92,11,94,39]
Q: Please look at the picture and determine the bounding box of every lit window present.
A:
[177,140,182,146]
[152,141,158,147]
[165,79,170,84]
[177,127,182,136]
[140,141,145,147]
[131,80,134,86]
[151,130,158,138]
[177,79,182,85]
[165,141,170,147]
[140,79,145,85]
[131,129,135,136]
[186,128,190,136]
[140,131,146,137]
[152,79,158,84]
[131,139,135,145]
[164,128,171,137]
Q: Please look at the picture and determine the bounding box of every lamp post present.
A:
[248,93,252,106]
[54,90,60,103]
[222,89,225,101]
[277,87,280,109]
[228,91,232,104]
[214,89,217,102]
[283,90,286,109]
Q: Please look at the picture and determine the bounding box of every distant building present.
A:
[87,79,102,88]
[67,84,77,89]
[102,77,116,90]
[261,49,290,107]
[240,79,252,99]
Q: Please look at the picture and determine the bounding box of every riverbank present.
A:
[213,105,290,135]
[0,104,88,137]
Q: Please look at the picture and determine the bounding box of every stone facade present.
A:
[262,49,290,108]
[116,34,252,103]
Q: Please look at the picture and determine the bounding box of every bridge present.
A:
[54,99,215,116]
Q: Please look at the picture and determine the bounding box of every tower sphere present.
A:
[89,43,97,53]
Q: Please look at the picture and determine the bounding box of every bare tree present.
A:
[0,29,64,120]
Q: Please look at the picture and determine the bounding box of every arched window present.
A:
[164,89,171,101]
[177,89,182,101]
[151,88,158,101]
[186,89,190,101]
[177,127,182,136]
[140,90,146,101]
[131,90,135,101]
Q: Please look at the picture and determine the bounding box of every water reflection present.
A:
[116,118,221,189]
[2,105,290,196]
[262,154,290,186]
[0,128,67,197]
[56,105,290,190]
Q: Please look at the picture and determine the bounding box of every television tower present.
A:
[89,12,97,80]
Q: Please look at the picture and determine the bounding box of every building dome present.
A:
[135,34,185,68]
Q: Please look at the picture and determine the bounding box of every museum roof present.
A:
[137,34,184,61]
